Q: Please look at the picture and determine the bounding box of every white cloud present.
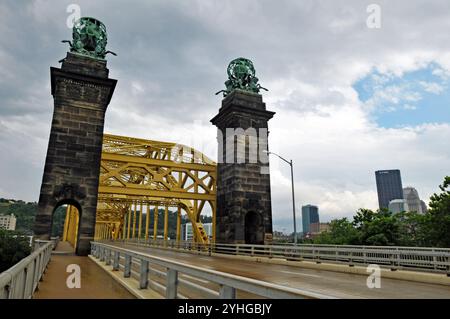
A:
[363,83,423,113]
[419,81,445,94]
[431,67,450,80]
[403,104,417,110]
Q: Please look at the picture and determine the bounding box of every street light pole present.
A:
[264,150,298,245]
[289,159,297,245]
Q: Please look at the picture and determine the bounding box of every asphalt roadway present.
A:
[110,242,450,299]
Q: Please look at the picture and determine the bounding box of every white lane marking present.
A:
[181,274,210,284]
[280,270,321,278]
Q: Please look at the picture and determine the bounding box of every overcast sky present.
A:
[1,0,449,232]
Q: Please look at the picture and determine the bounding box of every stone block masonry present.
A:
[211,90,275,245]
[34,52,117,256]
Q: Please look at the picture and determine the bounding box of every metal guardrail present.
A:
[0,240,53,299]
[111,238,450,275]
[91,241,334,299]
[49,236,60,250]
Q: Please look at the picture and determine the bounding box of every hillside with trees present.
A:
[0,199,38,235]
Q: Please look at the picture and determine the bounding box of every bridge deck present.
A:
[109,242,450,299]
[33,248,135,299]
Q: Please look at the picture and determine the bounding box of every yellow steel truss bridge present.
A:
[63,134,217,248]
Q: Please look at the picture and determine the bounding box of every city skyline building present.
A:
[301,205,319,234]
[388,199,408,214]
[375,169,404,210]
[0,213,16,231]
[420,200,428,214]
[387,187,428,214]
[403,187,426,214]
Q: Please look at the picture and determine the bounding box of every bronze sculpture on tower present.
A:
[211,58,275,245]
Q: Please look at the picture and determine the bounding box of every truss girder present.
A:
[94,134,217,244]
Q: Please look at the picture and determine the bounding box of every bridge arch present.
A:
[51,199,82,253]
[94,134,217,244]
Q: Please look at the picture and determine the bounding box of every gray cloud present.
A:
[1,0,450,232]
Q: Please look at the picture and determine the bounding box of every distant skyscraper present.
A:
[388,199,408,214]
[302,205,319,234]
[403,187,425,214]
[375,169,404,210]
[420,200,428,214]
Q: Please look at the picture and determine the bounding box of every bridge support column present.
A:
[34,52,117,255]
[153,205,159,240]
[123,213,127,239]
[132,202,137,239]
[176,206,181,242]
[145,204,150,240]
[127,207,131,239]
[138,201,143,239]
[211,90,275,245]
[164,205,169,241]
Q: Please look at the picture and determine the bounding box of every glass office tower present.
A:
[302,205,319,234]
[375,169,404,210]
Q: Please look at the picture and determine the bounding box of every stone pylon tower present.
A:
[34,18,117,255]
[211,58,275,245]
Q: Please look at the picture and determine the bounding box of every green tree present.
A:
[353,209,401,246]
[313,218,360,245]
[51,206,67,237]
[395,211,430,246]
[426,176,450,247]
[313,176,450,247]
[352,208,377,229]
[0,230,31,272]
[363,215,400,245]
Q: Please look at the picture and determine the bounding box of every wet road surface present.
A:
[110,242,450,299]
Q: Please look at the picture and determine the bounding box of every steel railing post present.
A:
[166,269,178,299]
[100,247,105,262]
[113,251,120,271]
[139,259,149,289]
[105,249,112,266]
[124,255,132,278]
[219,285,236,299]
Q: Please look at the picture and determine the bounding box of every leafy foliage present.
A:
[426,176,450,247]
[312,218,360,245]
[0,229,31,272]
[313,177,450,248]
[51,206,67,237]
